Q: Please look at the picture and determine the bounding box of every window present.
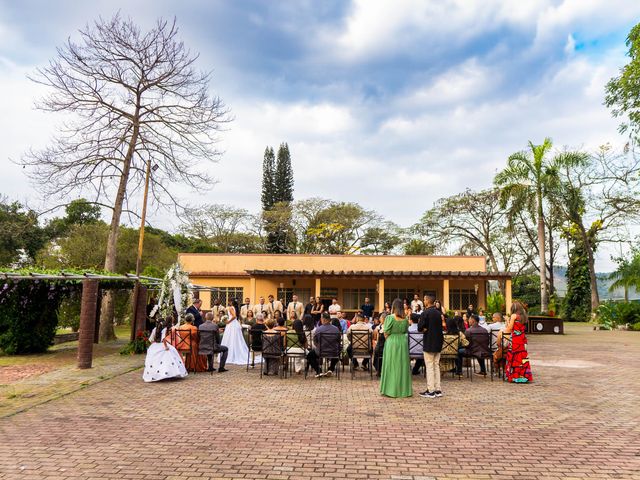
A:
[277,288,312,306]
[210,287,244,307]
[449,289,478,311]
[343,288,376,310]
[384,288,417,305]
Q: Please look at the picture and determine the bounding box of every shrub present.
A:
[0,280,77,354]
[595,301,640,329]
[631,322,640,331]
[120,330,150,355]
[486,291,505,316]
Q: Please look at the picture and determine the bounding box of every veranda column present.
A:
[250,276,257,304]
[377,278,385,313]
[442,279,450,311]
[505,278,512,314]
[134,284,148,335]
[315,278,321,298]
[78,279,99,369]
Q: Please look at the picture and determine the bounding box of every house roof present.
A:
[244,269,513,279]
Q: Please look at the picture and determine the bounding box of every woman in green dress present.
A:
[379,298,413,398]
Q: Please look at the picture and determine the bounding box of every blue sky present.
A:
[1,0,639,270]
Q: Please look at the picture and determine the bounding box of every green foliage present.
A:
[605,22,640,137]
[595,301,640,329]
[486,291,505,315]
[512,274,540,312]
[631,322,640,331]
[359,225,402,255]
[562,230,592,322]
[275,143,294,203]
[608,248,640,301]
[0,199,48,267]
[57,291,82,331]
[0,279,78,354]
[261,143,295,253]
[261,146,276,211]
[46,198,101,239]
[120,330,150,355]
[403,238,436,255]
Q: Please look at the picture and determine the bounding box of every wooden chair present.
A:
[316,331,342,379]
[260,332,286,379]
[348,330,373,379]
[408,331,425,377]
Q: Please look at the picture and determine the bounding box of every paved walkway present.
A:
[1,324,639,479]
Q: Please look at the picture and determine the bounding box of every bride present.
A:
[220,299,249,365]
[143,319,188,382]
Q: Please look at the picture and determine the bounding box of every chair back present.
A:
[407,331,423,358]
[249,327,265,351]
[262,332,285,357]
[317,332,341,359]
[441,334,460,357]
[285,330,307,355]
[172,328,193,352]
[500,332,513,352]
[349,330,372,357]
[468,330,491,357]
[490,329,501,352]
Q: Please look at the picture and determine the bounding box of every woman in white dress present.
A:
[143,320,188,382]
[220,299,249,365]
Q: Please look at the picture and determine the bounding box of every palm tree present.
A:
[609,250,640,302]
[495,138,559,313]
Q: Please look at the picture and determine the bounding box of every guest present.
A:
[198,312,229,373]
[211,298,226,320]
[462,313,470,330]
[411,294,423,313]
[347,313,372,370]
[288,318,307,374]
[478,310,491,332]
[466,304,475,318]
[338,311,349,333]
[418,294,445,399]
[307,312,341,378]
[465,314,491,376]
[240,297,252,320]
[330,313,342,332]
[143,319,188,382]
[382,302,392,316]
[328,297,341,320]
[489,312,506,350]
[455,314,466,334]
[361,297,374,320]
[504,302,533,383]
[409,312,424,375]
[244,309,256,326]
[478,308,487,323]
[268,294,283,318]
[249,313,267,367]
[302,312,316,332]
[286,295,304,325]
[310,297,324,325]
[263,318,283,376]
[434,300,446,316]
[273,309,283,324]
[414,303,423,315]
[379,299,412,398]
[186,298,203,328]
[304,297,315,316]
[253,296,273,319]
[444,317,469,375]
[175,313,208,372]
[372,314,386,377]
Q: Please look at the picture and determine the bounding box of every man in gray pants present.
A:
[198,312,228,372]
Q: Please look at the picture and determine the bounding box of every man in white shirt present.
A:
[268,294,283,318]
[488,312,506,349]
[240,297,252,320]
[328,297,341,320]
[287,294,304,321]
[347,313,372,370]
[252,296,273,318]
[411,294,424,312]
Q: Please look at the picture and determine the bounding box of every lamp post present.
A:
[130,159,159,342]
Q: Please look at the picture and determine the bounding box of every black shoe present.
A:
[419,390,437,399]
[412,370,421,376]
[208,368,217,372]
[218,368,228,373]
[434,390,443,397]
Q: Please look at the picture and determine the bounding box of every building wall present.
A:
[179,253,487,274]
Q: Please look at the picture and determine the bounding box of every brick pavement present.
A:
[1,324,639,479]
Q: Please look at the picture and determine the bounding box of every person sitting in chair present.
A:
[347,313,372,371]
[198,312,228,373]
[307,312,340,378]
[465,314,491,376]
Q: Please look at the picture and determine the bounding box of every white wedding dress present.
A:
[143,327,188,382]
[220,310,249,365]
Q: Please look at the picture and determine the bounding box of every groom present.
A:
[199,312,228,372]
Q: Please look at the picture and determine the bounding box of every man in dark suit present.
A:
[198,312,228,372]
[307,312,341,378]
[418,294,446,399]
[186,299,203,328]
[464,314,491,376]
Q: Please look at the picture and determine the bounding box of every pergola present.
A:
[0,271,215,369]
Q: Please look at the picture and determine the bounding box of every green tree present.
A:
[360,224,402,255]
[495,138,568,313]
[46,198,101,238]
[261,147,276,211]
[402,239,436,256]
[562,227,593,322]
[274,142,294,203]
[0,199,47,267]
[605,22,640,138]
[609,248,640,302]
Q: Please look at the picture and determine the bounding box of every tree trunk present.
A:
[548,226,555,296]
[100,110,141,342]
[624,286,629,303]
[579,226,600,316]
[537,192,548,313]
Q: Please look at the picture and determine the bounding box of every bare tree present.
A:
[21,14,230,340]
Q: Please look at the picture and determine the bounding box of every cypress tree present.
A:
[261,147,276,211]
[562,230,592,322]
[275,142,294,203]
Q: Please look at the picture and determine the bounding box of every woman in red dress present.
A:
[504,301,533,383]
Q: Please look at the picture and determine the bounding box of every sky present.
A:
[0,0,639,271]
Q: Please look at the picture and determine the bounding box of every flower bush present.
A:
[120,330,150,355]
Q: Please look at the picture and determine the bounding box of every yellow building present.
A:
[179,253,513,315]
